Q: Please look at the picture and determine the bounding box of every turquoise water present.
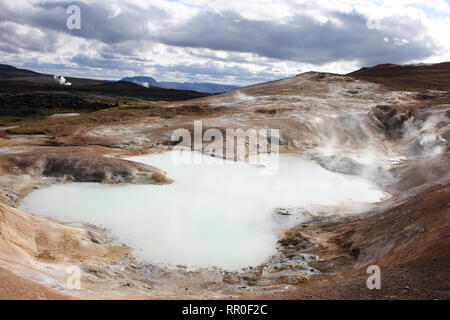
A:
[21,152,386,269]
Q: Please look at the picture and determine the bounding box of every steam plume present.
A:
[54,75,72,86]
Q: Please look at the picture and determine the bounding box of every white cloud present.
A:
[0,0,448,85]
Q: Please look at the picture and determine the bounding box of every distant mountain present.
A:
[121,76,159,88]
[159,82,241,94]
[0,64,210,101]
[121,76,240,93]
[0,65,239,94]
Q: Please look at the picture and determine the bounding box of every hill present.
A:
[348,62,450,91]
[121,76,240,93]
[0,65,210,117]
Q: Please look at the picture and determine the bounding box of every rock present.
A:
[0,190,18,206]
[85,264,113,280]
[86,230,104,244]
[151,172,173,184]
[263,273,308,285]
[371,105,409,139]
[222,273,240,284]
[4,153,172,185]
[275,208,291,216]
[278,229,312,249]
[37,251,55,260]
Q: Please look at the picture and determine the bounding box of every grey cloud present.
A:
[0,1,442,84]
[159,10,436,65]
[0,1,166,45]
[0,21,60,53]
[71,53,148,71]
[23,61,68,70]
[157,62,255,77]
[34,1,167,43]
[0,2,436,65]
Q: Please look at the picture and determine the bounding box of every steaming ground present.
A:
[1,64,449,299]
[21,152,386,270]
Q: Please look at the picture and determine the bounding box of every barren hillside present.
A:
[0,63,449,299]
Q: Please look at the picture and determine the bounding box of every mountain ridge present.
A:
[121,76,240,93]
[0,64,210,102]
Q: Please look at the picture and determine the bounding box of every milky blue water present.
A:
[21,152,386,269]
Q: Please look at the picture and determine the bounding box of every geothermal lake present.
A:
[21,152,386,270]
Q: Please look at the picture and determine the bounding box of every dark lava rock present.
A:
[275,208,292,216]
[372,105,409,139]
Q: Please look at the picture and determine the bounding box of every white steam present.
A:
[234,91,257,103]
[54,75,71,86]
[402,114,448,157]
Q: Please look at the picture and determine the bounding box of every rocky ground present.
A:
[0,64,449,299]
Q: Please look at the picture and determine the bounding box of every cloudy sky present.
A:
[1,0,450,85]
